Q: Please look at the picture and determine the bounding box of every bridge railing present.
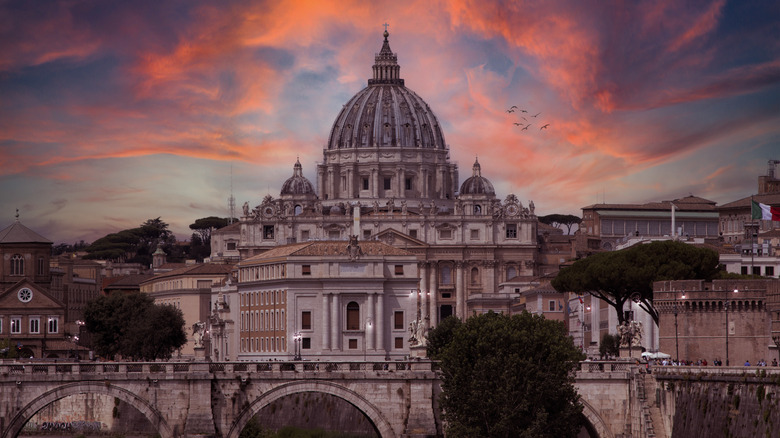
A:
[577,360,633,373]
[0,360,435,378]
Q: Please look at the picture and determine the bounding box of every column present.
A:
[419,262,429,321]
[322,294,330,350]
[455,261,465,319]
[372,168,379,198]
[328,169,334,201]
[367,293,375,351]
[346,168,353,198]
[331,294,339,350]
[376,292,385,351]
[429,262,438,327]
[484,260,496,295]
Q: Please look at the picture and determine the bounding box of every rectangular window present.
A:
[302,338,311,349]
[395,337,404,349]
[362,178,369,190]
[470,229,479,240]
[394,311,404,330]
[48,317,59,334]
[263,225,274,240]
[363,229,371,240]
[29,317,40,334]
[301,311,312,330]
[741,266,748,275]
[506,224,518,238]
[302,265,311,276]
[227,242,237,250]
[384,177,391,190]
[349,339,358,349]
[395,265,404,275]
[0,317,3,334]
[767,266,775,276]
[37,257,45,276]
[753,266,761,276]
[409,229,417,239]
[301,230,310,241]
[11,318,21,334]
[405,178,412,190]
[439,229,452,239]
[548,300,556,312]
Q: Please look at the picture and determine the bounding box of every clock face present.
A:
[506,203,519,217]
[262,206,275,218]
[18,287,33,303]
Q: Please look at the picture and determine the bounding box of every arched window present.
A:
[471,267,480,285]
[506,266,517,280]
[37,256,46,276]
[474,205,482,215]
[11,254,23,276]
[346,301,360,330]
[294,205,303,216]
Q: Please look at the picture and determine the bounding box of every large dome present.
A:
[326,30,447,151]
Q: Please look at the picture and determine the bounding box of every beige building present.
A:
[234,240,419,361]
[139,263,234,357]
[579,195,720,252]
[212,30,540,330]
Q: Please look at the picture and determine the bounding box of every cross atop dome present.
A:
[368,26,404,86]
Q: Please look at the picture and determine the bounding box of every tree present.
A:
[435,311,585,438]
[84,292,186,361]
[599,333,620,359]
[552,240,720,326]
[83,217,182,266]
[426,315,462,359]
[538,214,582,235]
[189,216,232,244]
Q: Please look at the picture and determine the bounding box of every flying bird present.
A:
[509,105,518,110]
[506,109,515,113]
[514,122,524,126]
[520,109,528,113]
[532,112,541,117]
[540,124,550,130]
[522,125,531,131]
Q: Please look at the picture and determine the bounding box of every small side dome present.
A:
[459,158,495,195]
[280,159,315,196]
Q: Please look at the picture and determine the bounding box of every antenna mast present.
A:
[228,164,236,224]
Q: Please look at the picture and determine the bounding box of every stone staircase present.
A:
[638,372,668,438]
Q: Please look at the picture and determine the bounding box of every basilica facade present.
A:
[212,30,539,335]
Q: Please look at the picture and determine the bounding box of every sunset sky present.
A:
[2,0,779,244]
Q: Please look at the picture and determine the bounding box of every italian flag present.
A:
[751,200,780,221]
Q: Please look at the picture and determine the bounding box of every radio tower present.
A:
[228,164,236,224]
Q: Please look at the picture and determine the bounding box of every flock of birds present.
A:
[506,105,550,131]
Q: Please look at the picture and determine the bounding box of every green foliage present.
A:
[552,241,720,325]
[599,333,620,359]
[426,316,462,359]
[84,292,186,361]
[239,419,372,438]
[83,217,179,266]
[538,214,582,235]
[52,240,90,256]
[437,311,585,438]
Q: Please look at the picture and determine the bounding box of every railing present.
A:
[0,360,433,378]
[578,360,633,373]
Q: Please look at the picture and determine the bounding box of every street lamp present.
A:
[580,301,590,351]
[293,332,302,361]
[726,289,738,366]
[674,293,685,362]
[364,317,373,362]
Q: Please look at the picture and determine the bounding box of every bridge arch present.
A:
[580,398,613,438]
[227,380,395,438]
[2,381,173,438]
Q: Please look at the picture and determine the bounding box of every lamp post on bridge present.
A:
[726,288,738,366]
[293,332,302,361]
[674,293,685,362]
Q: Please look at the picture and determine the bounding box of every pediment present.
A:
[0,279,64,310]
[374,228,428,248]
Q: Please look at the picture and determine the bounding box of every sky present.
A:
[1,0,779,244]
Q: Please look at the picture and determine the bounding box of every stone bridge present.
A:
[3,359,776,438]
[0,360,440,438]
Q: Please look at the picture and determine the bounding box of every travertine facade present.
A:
[212,31,539,329]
